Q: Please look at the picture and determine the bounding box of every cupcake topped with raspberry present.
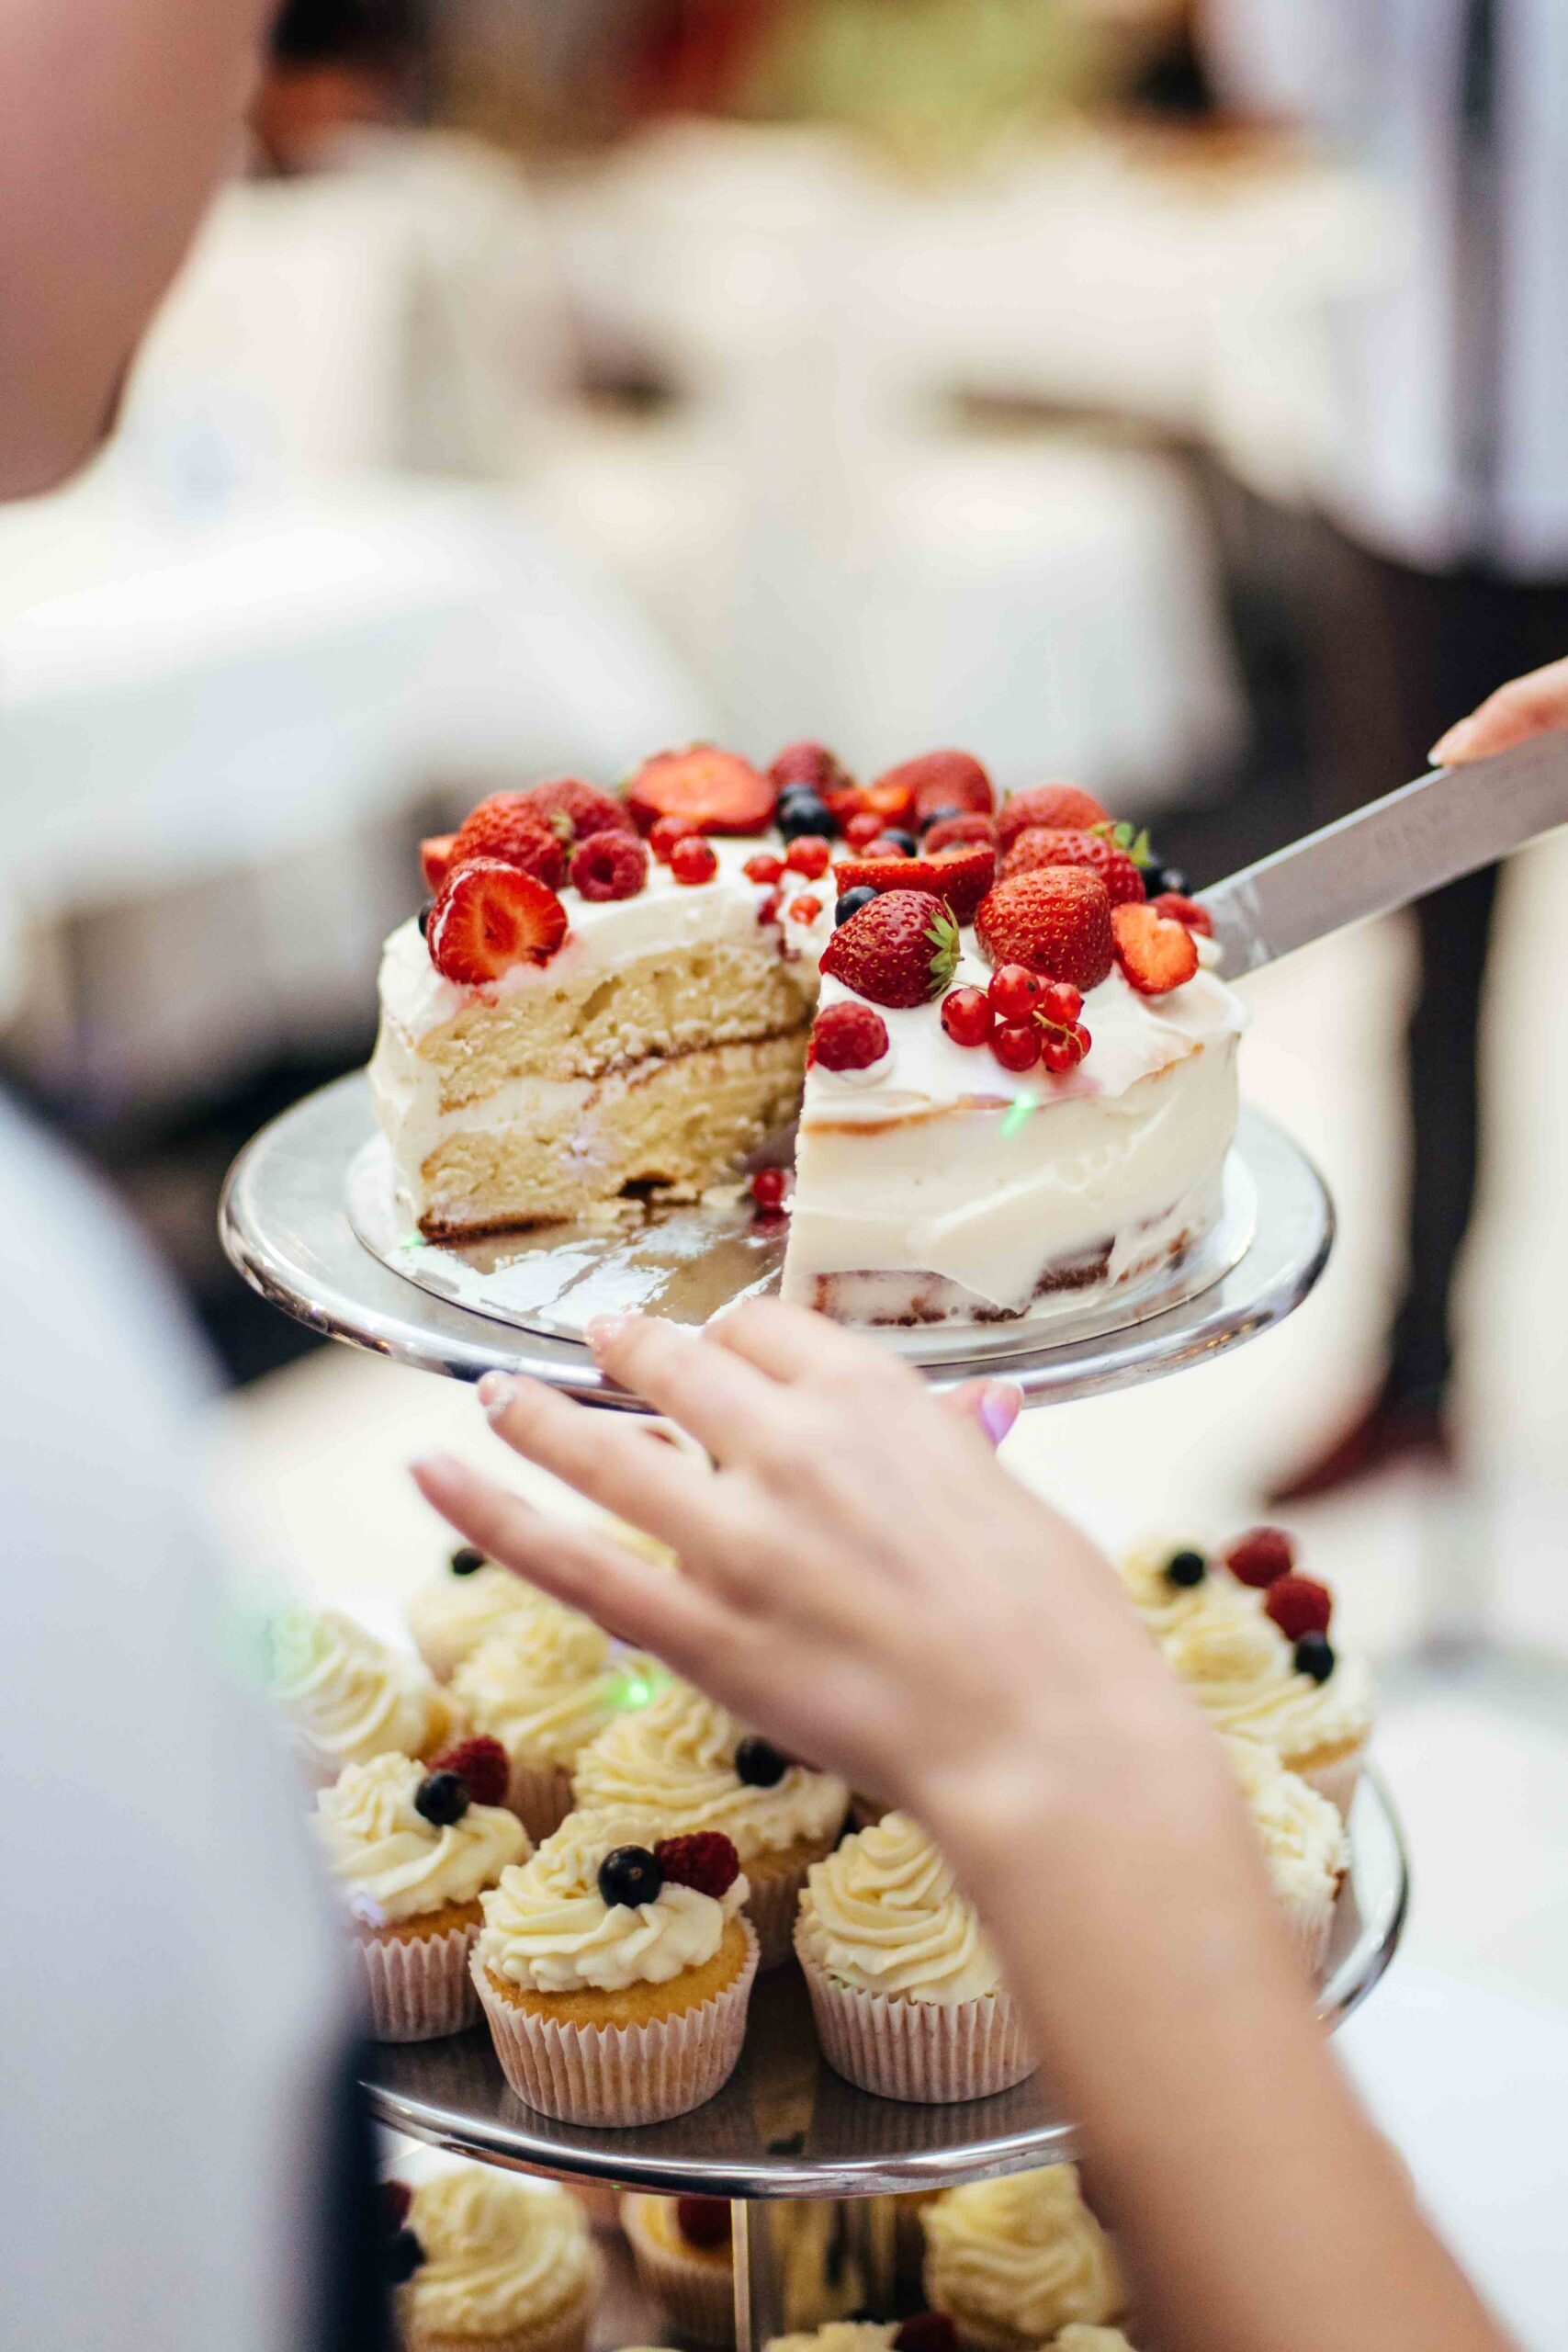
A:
[315,1746,526,1932]
[269,1606,462,1791]
[406,1544,540,1682]
[391,2164,597,2352]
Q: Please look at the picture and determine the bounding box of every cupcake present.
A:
[408,1546,540,1682]
[1225,1734,1348,1973]
[269,1605,462,1792]
[795,1813,1035,2104]
[389,2165,597,2352]
[470,1809,758,2126]
[620,2194,734,2346]
[1054,2333,1138,2351]
[316,1745,527,2040]
[453,1597,661,1843]
[764,2326,950,2352]
[573,1680,849,1968]
[921,2167,1127,2352]
[1121,1534,1374,1813]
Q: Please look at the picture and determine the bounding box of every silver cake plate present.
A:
[363,1771,1405,2201]
[220,1073,1331,1408]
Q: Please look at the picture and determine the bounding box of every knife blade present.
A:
[1201,729,1568,977]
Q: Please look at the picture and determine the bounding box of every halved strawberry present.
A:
[420,834,457,893]
[1111,899,1199,995]
[874,749,994,825]
[832,841,995,925]
[997,782,1110,849]
[975,869,1113,992]
[448,793,568,889]
[860,779,918,828]
[922,811,997,853]
[1151,890,1214,938]
[626,745,775,836]
[1000,824,1145,906]
[427,858,568,984]
[820,889,961,1009]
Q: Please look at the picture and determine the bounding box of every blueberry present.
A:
[413,1770,470,1826]
[919,806,963,832]
[835,885,878,926]
[1147,863,1186,899]
[449,1545,486,1577]
[778,795,836,841]
[1164,1548,1207,1588]
[386,2228,425,2285]
[417,899,434,938]
[735,1735,789,1787]
[1293,1632,1336,1682]
[597,1844,665,1908]
[878,828,919,856]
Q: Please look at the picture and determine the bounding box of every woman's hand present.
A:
[1431,652,1568,763]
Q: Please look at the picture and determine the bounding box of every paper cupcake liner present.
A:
[505,1757,576,1846]
[1292,1738,1367,1820]
[1288,1875,1339,1978]
[621,2199,734,2347]
[402,2278,595,2352]
[357,1921,479,2041]
[473,1918,759,2126]
[797,1948,1036,2104]
[744,1859,815,1973]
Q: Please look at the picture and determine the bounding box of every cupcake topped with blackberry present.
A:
[572,1679,849,1966]
[388,2164,597,2352]
[407,1544,540,1682]
[269,1605,462,1791]
[921,2165,1126,2352]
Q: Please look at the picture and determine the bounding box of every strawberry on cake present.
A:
[370,747,1246,1328]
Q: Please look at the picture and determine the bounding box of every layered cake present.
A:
[370,748,1244,1326]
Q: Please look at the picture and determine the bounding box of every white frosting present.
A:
[1224,1734,1348,1918]
[399,2168,592,2339]
[922,2166,1126,2341]
[572,1679,849,1861]
[315,1751,527,1927]
[795,1812,1005,2004]
[268,1607,454,1779]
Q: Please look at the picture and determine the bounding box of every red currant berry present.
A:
[1071,1022,1091,1058]
[941,986,994,1047]
[1042,1033,1076,1075]
[987,964,1043,1023]
[649,813,698,864]
[865,834,909,859]
[755,887,783,926]
[787,894,822,924]
[991,1021,1042,1072]
[670,835,718,886]
[844,811,884,848]
[1039,979,1083,1025]
[750,1167,789,1214]
[785,834,831,879]
[743,851,784,885]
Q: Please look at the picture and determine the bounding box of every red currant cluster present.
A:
[940,965,1091,1075]
[649,814,718,886]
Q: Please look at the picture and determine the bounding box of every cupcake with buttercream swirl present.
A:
[470,1807,759,2127]
[794,1812,1034,2103]
[269,1605,461,1791]
[454,1597,661,1843]
[316,1748,527,2041]
[395,2164,597,2352]
[921,2165,1127,2352]
[572,1679,848,1968]
[407,1545,541,1683]
[1224,1734,1348,1973]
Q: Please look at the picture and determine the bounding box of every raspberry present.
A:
[429,1735,510,1808]
[655,1830,742,1899]
[819,890,961,1009]
[786,835,832,879]
[1224,1526,1295,1588]
[991,1021,1041,1072]
[923,812,997,854]
[874,750,994,824]
[941,986,994,1047]
[529,776,636,845]
[674,2195,733,2251]
[997,782,1110,848]
[976,870,1114,993]
[750,1168,790,1214]
[671,835,718,885]
[1001,824,1145,907]
[1151,890,1214,937]
[809,1001,890,1070]
[570,831,649,901]
[788,894,822,924]
[1112,900,1199,996]
[1265,1574,1334,1641]
[448,794,568,890]
[987,964,1043,1022]
[845,811,886,848]
[769,741,852,797]
[744,851,784,885]
[649,813,699,864]
[428,860,568,984]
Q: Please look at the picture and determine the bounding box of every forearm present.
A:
[0,0,273,497]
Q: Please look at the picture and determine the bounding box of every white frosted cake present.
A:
[369,750,1246,1327]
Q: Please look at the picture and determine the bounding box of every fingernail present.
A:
[978,1381,1023,1446]
[411,1450,466,1485]
[477,1372,515,1419]
[1429,719,1473,763]
[586,1314,634,1351]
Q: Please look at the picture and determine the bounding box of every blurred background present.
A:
[5,6,1568,2333]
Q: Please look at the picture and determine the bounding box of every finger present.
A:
[941,1378,1023,1449]
[475,1371,715,1554]
[1431,657,1568,763]
[410,1452,731,1680]
[584,1312,785,1457]
[705,1295,917,1389]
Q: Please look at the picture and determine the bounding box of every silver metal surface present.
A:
[1204,732,1568,975]
[220,1074,1331,1408]
[361,1773,1406,2199]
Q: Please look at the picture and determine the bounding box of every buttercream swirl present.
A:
[269,1606,453,1777]
[766,2329,897,2352]
[922,2166,1126,2341]
[407,1562,538,1678]
[1119,1538,1240,1638]
[1055,2332,1138,2351]
[1225,1735,1348,1910]
[474,1806,750,1994]
[573,1680,848,1860]
[398,2166,592,2340]
[795,1812,1003,2004]
[1159,1600,1373,1760]
[453,1598,656,1770]
[315,1751,527,1926]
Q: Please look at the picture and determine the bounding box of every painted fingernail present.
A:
[978,1381,1022,1446]
[477,1372,515,1419]
[586,1314,634,1351]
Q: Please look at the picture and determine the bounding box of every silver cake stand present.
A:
[220,1069,1381,2348]
[220,1071,1332,1408]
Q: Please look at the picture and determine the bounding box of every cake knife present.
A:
[1201,729,1568,977]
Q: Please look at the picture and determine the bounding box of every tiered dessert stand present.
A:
[221,1078,1407,2348]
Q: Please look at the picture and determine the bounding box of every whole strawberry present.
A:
[1000,824,1145,905]
[820,889,961,1009]
[997,782,1109,848]
[769,741,853,797]
[528,776,635,845]
[448,793,568,890]
[974,869,1113,992]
